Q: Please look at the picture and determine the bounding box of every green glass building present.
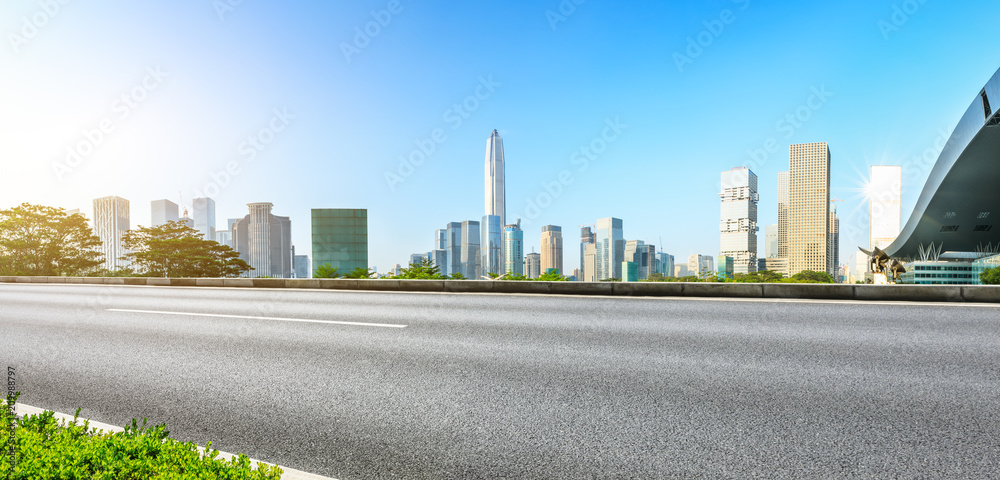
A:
[312,209,368,274]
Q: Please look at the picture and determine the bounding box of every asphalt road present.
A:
[2,283,999,479]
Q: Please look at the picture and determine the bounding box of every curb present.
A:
[2,276,1000,304]
[13,403,336,480]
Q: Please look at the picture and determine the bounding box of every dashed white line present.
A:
[106,308,407,328]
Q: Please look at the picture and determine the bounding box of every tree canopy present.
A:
[980,266,1000,285]
[121,221,250,277]
[314,263,341,278]
[392,258,447,279]
[0,203,104,276]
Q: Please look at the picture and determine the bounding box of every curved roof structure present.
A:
[884,67,1000,259]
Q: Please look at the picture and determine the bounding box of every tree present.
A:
[980,266,1000,285]
[538,269,569,281]
[732,270,785,283]
[394,258,447,279]
[121,221,250,277]
[449,272,466,280]
[0,203,104,276]
[788,270,836,283]
[343,267,374,279]
[314,263,341,278]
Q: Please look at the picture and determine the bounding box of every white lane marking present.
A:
[13,403,337,479]
[107,308,407,328]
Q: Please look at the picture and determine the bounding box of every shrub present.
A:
[0,399,282,479]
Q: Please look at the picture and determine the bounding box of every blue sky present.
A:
[1,0,998,274]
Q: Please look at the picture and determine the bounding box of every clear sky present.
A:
[2,0,998,274]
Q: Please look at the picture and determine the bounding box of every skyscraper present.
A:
[461,220,481,279]
[292,245,310,279]
[595,217,624,280]
[192,197,216,241]
[150,199,178,227]
[524,252,541,279]
[232,203,292,278]
[719,166,759,274]
[580,226,594,282]
[481,215,503,276]
[765,224,778,258]
[446,222,463,277]
[434,228,449,275]
[830,204,840,276]
[93,196,129,271]
[777,171,789,259]
[656,252,675,277]
[788,142,831,276]
[311,208,367,275]
[688,254,713,278]
[485,129,505,269]
[540,225,563,275]
[583,244,596,281]
[504,221,524,275]
[869,165,902,250]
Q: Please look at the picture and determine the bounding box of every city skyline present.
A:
[2,2,998,274]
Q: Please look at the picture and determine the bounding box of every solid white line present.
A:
[107,308,407,328]
[13,403,337,479]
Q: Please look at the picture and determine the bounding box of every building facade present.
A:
[504,221,524,275]
[192,197,216,241]
[150,199,178,227]
[579,226,594,282]
[788,142,831,276]
[719,166,759,274]
[461,220,481,279]
[485,129,505,268]
[446,222,463,277]
[622,262,638,282]
[595,217,624,280]
[540,225,563,275]
[524,252,541,279]
[310,208,366,276]
[233,203,292,278]
[481,214,503,276]
[93,196,130,271]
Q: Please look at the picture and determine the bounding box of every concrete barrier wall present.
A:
[1,276,999,303]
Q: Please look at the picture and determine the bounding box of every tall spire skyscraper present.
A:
[482,130,506,276]
[485,129,505,227]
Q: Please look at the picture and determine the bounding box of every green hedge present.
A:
[1,398,282,479]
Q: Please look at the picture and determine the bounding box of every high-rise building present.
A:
[93,196,130,271]
[622,262,639,282]
[233,203,292,278]
[216,230,232,248]
[292,245,310,278]
[524,252,541,279]
[788,142,831,276]
[150,199,178,227]
[830,204,840,276]
[765,224,778,258]
[624,240,655,279]
[688,254,714,278]
[718,255,734,280]
[481,215,503,276]
[540,225,563,275]
[595,217,624,280]
[719,166,759,274]
[434,228,449,275]
[192,197,216,241]
[870,165,902,250]
[583,244,596,281]
[675,264,690,277]
[446,222,462,277]
[579,226,594,282]
[485,129,505,268]
[310,209,366,276]
[410,253,427,265]
[656,252,674,277]
[504,221,524,275]
[571,268,582,281]
[777,171,789,260]
[461,220,481,279]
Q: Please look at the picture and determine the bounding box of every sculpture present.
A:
[858,246,905,284]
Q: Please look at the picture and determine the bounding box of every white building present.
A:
[150,199,179,227]
[93,196,130,271]
[719,166,759,274]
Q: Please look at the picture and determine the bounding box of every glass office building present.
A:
[481,214,503,276]
[595,217,624,280]
[311,209,368,274]
[461,220,481,279]
[504,222,524,275]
